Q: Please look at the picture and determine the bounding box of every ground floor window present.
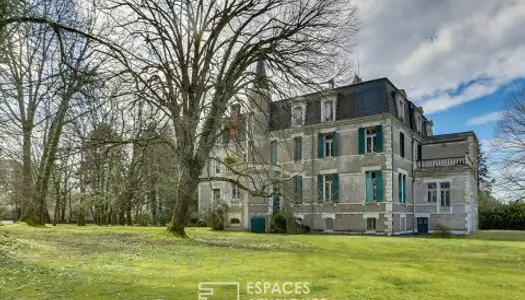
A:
[400,216,406,232]
[366,218,377,231]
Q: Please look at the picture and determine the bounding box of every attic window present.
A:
[398,100,404,121]
[292,104,305,127]
[322,99,336,122]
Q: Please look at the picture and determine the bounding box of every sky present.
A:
[354,0,525,197]
[355,0,525,145]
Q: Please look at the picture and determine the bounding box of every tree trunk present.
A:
[168,173,199,238]
[20,125,39,224]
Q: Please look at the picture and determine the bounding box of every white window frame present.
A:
[323,174,333,203]
[322,99,336,122]
[426,124,433,136]
[427,183,437,203]
[365,127,377,154]
[214,160,221,174]
[292,104,305,127]
[324,133,333,158]
[440,182,450,207]
[231,184,240,201]
[396,94,405,121]
[416,115,422,134]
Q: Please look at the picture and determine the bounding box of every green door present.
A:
[251,216,266,233]
[417,217,428,233]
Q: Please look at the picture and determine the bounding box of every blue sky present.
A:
[355,0,525,152]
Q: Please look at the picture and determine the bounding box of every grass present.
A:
[1,225,525,300]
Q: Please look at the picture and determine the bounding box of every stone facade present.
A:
[198,75,479,235]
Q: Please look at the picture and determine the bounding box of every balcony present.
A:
[416,153,474,169]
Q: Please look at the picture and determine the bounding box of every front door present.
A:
[417,217,428,233]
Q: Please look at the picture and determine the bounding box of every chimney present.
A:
[328,78,335,89]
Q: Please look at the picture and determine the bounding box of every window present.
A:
[426,125,433,136]
[440,182,450,207]
[359,126,383,154]
[398,98,405,121]
[427,183,437,202]
[400,132,405,158]
[324,133,333,158]
[398,173,407,203]
[270,141,277,165]
[323,100,334,122]
[292,176,303,204]
[366,128,376,153]
[417,115,422,133]
[367,218,376,231]
[231,184,241,201]
[317,174,339,203]
[294,136,302,161]
[400,216,406,232]
[317,132,337,158]
[212,189,220,202]
[215,160,221,174]
[366,171,383,202]
[230,218,240,225]
[325,218,334,231]
[292,105,304,126]
[417,144,422,161]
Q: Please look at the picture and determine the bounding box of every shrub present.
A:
[433,224,452,238]
[188,212,207,227]
[135,213,151,226]
[270,211,299,233]
[203,201,228,230]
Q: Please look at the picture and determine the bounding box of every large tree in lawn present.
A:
[1,0,358,236]
[111,0,357,237]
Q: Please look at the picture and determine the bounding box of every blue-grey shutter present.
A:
[317,175,324,203]
[358,128,365,154]
[376,125,383,152]
[403,175,407,203]
[298,176,303,203]
[297,137,302,160]
[376,170,383,202]
[398,173,402,203]
[332,173,339,202]
[317,133,324,158]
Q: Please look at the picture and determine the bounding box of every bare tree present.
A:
[495,89,525,201]
[1,0,358,236]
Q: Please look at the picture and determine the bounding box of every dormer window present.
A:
[292,104,304,127]
[416,115,422,134]
[322,100,335,122]
[398,100,405,121]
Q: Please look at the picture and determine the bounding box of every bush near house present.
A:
[479,199,525,230]
[202,201,228,230]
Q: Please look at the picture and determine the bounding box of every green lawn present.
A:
[1,225,525,300]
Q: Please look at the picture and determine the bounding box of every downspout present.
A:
[412,135,416,233]
[310,127,315,233]
[390,119,394,236]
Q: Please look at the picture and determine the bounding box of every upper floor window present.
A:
[317,174,339,203]
[398,173,407,203]
[426,124,433,136]
[231,184,241,201]
[440,182,450,207]
[359,126,383,154]
[400,132,405,158]
[215,160,221,174]
[294,136,302,161]
[324,133,334,158]
[323,100,335,122]
[318,132,337,158]
[292,176,303,204]
[398,99,405,121]
[427,183,437,202]
[270,141,277,165]
[292,105,304,127]
[212,189,220,202]
[365,170,383,202]
[416,115,422,134]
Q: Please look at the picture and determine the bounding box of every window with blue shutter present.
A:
[294,137,302,161]
[317,175,324,203]
[358,128,365,154]
[375,125,383,152]
[332,174,339,202]
[293,176,303,204]
[376,170,383,202]
[398,173,403,203]
[403,175,407,203]
[317,133,324,158]
[270,141,277,165]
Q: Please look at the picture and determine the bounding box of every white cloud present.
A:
[354,0,525,114]
[467,111,505,126]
